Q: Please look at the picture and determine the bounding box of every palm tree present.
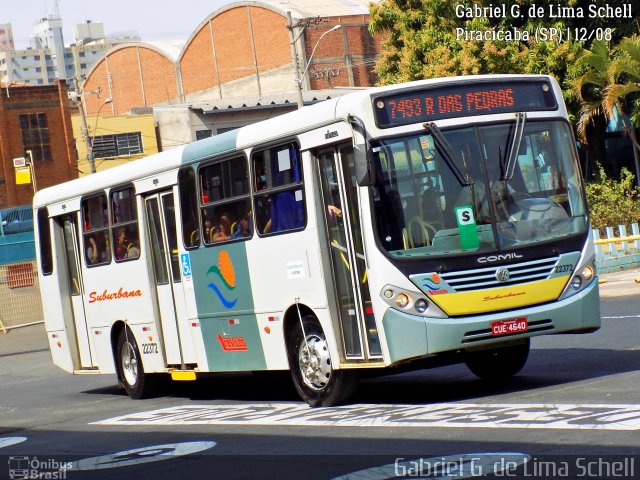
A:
[605,35,640,164]
[604,35,640,188]
[567,39,612,179]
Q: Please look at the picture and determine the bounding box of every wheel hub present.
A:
[121,342,139,387]
[298,334,332,391]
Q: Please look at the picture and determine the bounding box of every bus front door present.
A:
[58,215,95,368]
[317,144,382,360]
[144,191,195,367]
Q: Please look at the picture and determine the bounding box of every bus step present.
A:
[170,370,197,381]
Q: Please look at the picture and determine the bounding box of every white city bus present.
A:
[34,75,600,406]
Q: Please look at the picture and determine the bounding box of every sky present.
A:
[2,0,230,49]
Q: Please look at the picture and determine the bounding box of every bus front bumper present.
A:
[382,279,600,364]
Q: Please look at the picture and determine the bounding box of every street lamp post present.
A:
[287,13,340,109]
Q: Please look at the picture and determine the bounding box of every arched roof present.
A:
[83,42,179,115]
[178,0,378,63]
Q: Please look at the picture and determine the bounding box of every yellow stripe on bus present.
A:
[428,276,570,316]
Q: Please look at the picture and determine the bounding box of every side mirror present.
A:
[348,115,371,186]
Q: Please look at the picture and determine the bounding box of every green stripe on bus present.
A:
[189,242,266,371]
[182,129,239,165]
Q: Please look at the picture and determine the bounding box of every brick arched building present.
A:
[82,0,381,115]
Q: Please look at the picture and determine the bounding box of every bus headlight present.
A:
[395,293,410,308]
[415,298,429,313]
[560,256,597,299]
[581,265,594,281]
[571,276,583,290]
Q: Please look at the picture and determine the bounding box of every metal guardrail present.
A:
[592,223,640,273]
[0,260,43,332]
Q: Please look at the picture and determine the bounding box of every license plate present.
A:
[491,317,528,336]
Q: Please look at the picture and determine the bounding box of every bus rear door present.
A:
[144,190,195,367]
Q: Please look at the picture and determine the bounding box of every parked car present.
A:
[0,206,33,235]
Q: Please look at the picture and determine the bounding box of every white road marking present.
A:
[0,437,27,449]
[94,403,640,430]
[69,441,216,471]
[601,315,640,319]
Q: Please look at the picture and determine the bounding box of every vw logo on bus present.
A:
[495,267,511,282]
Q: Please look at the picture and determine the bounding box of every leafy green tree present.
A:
[605,35,640,175]
[566,39,612,177]
[586,166,640,231]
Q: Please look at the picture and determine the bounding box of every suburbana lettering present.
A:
[89,288,142,303]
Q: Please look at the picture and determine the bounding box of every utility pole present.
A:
[287,11,305,109]
[74,78,95,173]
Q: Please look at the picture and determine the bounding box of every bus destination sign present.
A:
[373,80,557,128]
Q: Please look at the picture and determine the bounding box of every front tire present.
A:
[287,316,356,407]
[116,327,153,399]
[464,339,530,381]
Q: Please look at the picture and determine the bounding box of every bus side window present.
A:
[110,186,140,262]
[252,143,305,235]
[81,194,111,266]
[37,207,53,275]
[198,157,251,245]
[178,167,200,249]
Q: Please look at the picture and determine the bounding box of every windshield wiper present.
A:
[423,122,473,186]
[502,112,527,181]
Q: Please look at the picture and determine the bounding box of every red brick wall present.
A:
[84,46,178,116]
[180,23,218,96]
[0,82,78,207]
[82,7,382,112]
[304,16,380,90]
[181,6,291,97]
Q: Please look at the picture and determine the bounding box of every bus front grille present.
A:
[439,256,559,292]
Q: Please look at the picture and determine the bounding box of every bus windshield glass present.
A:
[371,120,587,258]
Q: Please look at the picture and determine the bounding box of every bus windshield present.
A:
[371,120,588,258]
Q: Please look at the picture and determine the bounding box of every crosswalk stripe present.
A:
[94,402,640,430]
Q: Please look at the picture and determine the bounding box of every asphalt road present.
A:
[0,271,638,479]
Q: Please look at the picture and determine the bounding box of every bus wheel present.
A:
[116,328,151,399]
[287,316,356,407]
[464,339,530,381]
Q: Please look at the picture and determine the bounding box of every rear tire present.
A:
[464,339,530,381]
[116,327,154,399]
[287,316,356,407]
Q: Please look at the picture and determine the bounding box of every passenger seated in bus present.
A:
[86,234,107,264]
[203,219,214,242]
[256,195,271,234]
[212,214,232,242]
[127,240,140,259]
[115,228,129,260]
[86,236,99,264]
[231,212,252,239]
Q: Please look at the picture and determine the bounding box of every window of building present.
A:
[35,67,41,72]
[19,113,51,161]
[199,157,252,244]
[80,63,87,69]
[34,55,40,61]
[81,194,111,266]
[216,126,240,134]
[91,132,143,158]
[79,51,85,57]
[195,129,212,140]
[110,186,140,262]
[252,143,305,235]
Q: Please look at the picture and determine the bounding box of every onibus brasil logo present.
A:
[206,250,237,309]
